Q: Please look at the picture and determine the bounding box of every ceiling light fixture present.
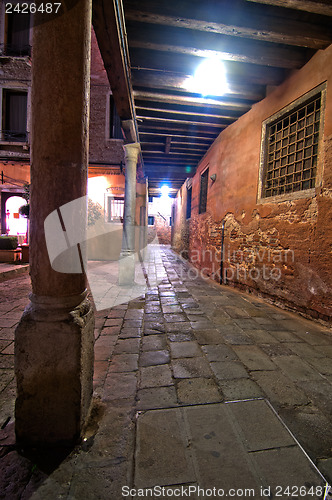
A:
[185,57,229,97]
[160,184,170,197]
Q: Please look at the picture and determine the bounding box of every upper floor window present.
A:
[199,167,209,214]
[5,13,31,56]
[2,89,28,142]
[259,85,325,201]
[109,94,122,139]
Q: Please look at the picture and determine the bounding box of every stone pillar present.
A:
[118,142,140,285]
[139,178,148,259]
[15,0,94,447]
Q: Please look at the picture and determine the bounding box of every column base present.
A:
[15,292,94,448]
[118,250,135,286]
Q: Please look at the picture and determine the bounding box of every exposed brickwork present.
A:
[151,215,171,245]
[89,29,124,165]
[172,187,190,258]
[173,45,332,323]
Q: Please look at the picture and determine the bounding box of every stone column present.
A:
[118,142,140,285]
[15,0,94,447]
[139,178,148,260]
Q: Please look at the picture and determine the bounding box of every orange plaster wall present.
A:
[173,44,332,323]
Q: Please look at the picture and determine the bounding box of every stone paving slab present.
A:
[232,345,277,371]
[1,246,332,498]
[218,378,264,400]
[176,378,222,405]
[135,400,326,495]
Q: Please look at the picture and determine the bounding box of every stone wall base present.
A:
[15,295,94,447]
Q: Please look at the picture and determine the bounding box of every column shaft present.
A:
[15,0,94,447]
[119,143,140,285]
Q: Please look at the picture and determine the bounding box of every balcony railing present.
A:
[1,130,28,142]
[0,44,31,57]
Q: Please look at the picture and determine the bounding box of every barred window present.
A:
[199,168,209,214]
[107,196,124,221]
[260,88,324,200]
[186,186,192,219]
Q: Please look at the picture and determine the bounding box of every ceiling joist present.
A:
[94,0,332,196]
[246,0,332,17]
[124,1,331,49]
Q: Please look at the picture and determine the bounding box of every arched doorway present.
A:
[4,195,27,242]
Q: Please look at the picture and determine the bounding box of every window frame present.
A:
[4,12,32,56]
[257,84,326,204]
[199,166,209,214]
[105,194,124,222]
[1,87,29,143]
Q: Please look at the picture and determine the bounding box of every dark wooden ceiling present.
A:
[93,0,332,197]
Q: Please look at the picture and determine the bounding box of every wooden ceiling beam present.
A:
[148,180,192,186]
[92,0,134,124]
[134,90,252,112]
[146,176,194,182]
[246,0,332,17]
[135,100,245,117]
[137,116,228,129]
[144,157,198,162]
[165,136,172,154]
[145,161,197,167]
[143,151,203,158]
[124,1,331,49]
[141,141,208,150]
[139,131,217,141]
[132,69,265,101]
[136,106,239,122]
[140,137,211,146]
[130,48,287,86]
[127,24,308,69]
[142,147,207,155]
[145,165,196,173]
[148,179,193,185]
[139,124,222,136]
[171,147,207,153]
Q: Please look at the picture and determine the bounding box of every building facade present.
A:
[0,8,146,246]
[172,44,332,323]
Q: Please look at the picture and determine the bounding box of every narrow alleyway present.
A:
[0,245,331,499]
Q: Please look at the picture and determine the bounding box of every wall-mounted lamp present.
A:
[210,173,217,182]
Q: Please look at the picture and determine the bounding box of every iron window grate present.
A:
[263,94,321,198]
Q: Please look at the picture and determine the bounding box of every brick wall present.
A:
[89,29,124,165]
[155,215,171,245]
[148,215,171,245]
[172,187,190,258]
[173,44,332,323]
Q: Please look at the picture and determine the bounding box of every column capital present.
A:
[123,142,141,163]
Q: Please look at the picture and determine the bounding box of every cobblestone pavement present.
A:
[0,246,331,499]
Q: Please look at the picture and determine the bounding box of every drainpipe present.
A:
[220,219,225,284]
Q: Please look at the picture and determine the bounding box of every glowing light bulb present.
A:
[160,185,170,197]
[185,57,229,97]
